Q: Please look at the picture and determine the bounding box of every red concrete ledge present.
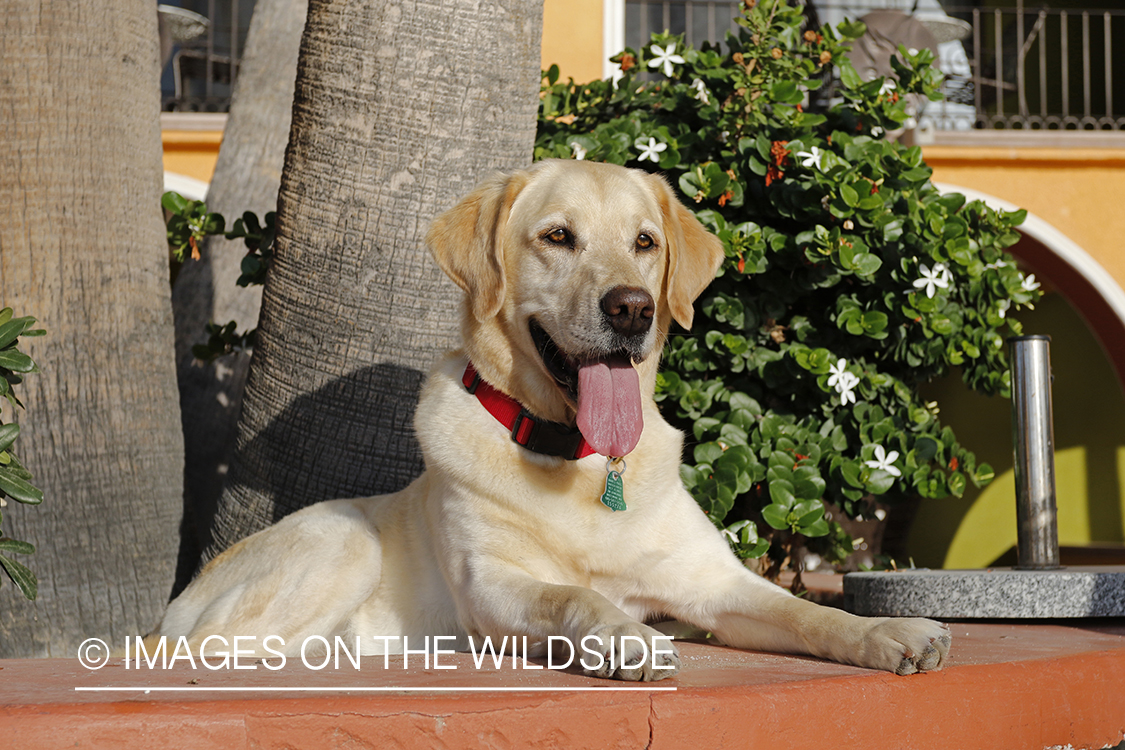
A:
[2,622,1124,750]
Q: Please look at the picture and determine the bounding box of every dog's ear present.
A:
[649,175,725,330]
[427,170,529,322]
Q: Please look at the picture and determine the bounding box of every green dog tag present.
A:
[600,470,627,512]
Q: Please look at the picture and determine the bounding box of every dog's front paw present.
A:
[858,617,952,675]
[579,622,681,681]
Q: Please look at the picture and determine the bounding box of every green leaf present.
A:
[161,191,190,214]
[0,423,19,453]
[837,20,867,39]
[0,553,37,600]
[841,460,864,488]
[854,254,883,277]
[0,317,36,349]
[973,463,995,486]
[915,436,939,461]
[865,468,896,495]
[799,517,830,538]
[793,467,826,500]
[761,503,791,530]
[768,479,796,508]
[0,350,36,373]
[693,441,724,465]
[861,310,888,335]
[4,452,33,481]
[201,212,226,236]
[769,79,803,104]
[0,468,42,504]
[793,499,825,526]
[0,538,34,555]
[838,59,863,89]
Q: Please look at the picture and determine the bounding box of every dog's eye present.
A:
[544,228,573,246]
[636,233,655,251]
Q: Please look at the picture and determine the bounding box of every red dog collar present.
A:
[462,362,596,460]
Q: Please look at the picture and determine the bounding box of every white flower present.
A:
[636,137,667,163]
[997,299,1011,319]
[878,79,897,96]
[865,444,902,477]
[912,262,952,299]
[795,146,823,170]
[828,359,860,404]
[837,372,859,405]
[984,260,1008,270]
[690,77,710,105]
[870,126,884,138]
[1021,273,1041,292]
[647,43,685,77]
[827,358,849,390]
[569,141,587,160]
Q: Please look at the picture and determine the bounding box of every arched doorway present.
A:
[906,185,1125,568]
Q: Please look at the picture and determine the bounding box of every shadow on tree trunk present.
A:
[199,362,428,575]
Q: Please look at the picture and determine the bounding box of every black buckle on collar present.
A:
[464,369,482,394]
[511,409,585,459]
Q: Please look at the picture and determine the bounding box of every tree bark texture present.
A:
[0,0,184,656]
[203,0,544,561]
[171,0,307,596]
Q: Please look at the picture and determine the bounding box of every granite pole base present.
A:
[843,566,1125,618]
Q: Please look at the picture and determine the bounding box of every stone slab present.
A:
[843,565,1125,618]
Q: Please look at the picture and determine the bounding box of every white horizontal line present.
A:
[74,686,676,693]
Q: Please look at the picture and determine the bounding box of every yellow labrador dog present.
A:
[158,159,950,680]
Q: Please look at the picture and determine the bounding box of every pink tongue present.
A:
[576,356,644,457]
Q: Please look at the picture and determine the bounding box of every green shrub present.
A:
[162,191,273,361]
[536,0,1038,572]
[0,307,45,600]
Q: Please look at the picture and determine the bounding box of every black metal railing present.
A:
[625,1,1125,131]
[160,0,1124,130]
[159,0,254,112]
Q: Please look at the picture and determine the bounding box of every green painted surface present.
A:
[907,293,1125,568]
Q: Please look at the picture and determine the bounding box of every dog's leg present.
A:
[458,568,682,681]
[708,574,950,675]
[652,519,950,675]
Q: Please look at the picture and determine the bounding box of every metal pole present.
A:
[1008,335,1061,570]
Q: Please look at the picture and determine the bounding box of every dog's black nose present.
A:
[601,286,655,337]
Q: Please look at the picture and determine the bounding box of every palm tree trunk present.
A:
[203,0,544,560]
[0,0,184,656]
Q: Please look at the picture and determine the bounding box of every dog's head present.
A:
[428,159,724,456]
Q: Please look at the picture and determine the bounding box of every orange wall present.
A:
[162,130,222,184]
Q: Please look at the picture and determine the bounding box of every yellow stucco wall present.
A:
[542,0,604,84]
